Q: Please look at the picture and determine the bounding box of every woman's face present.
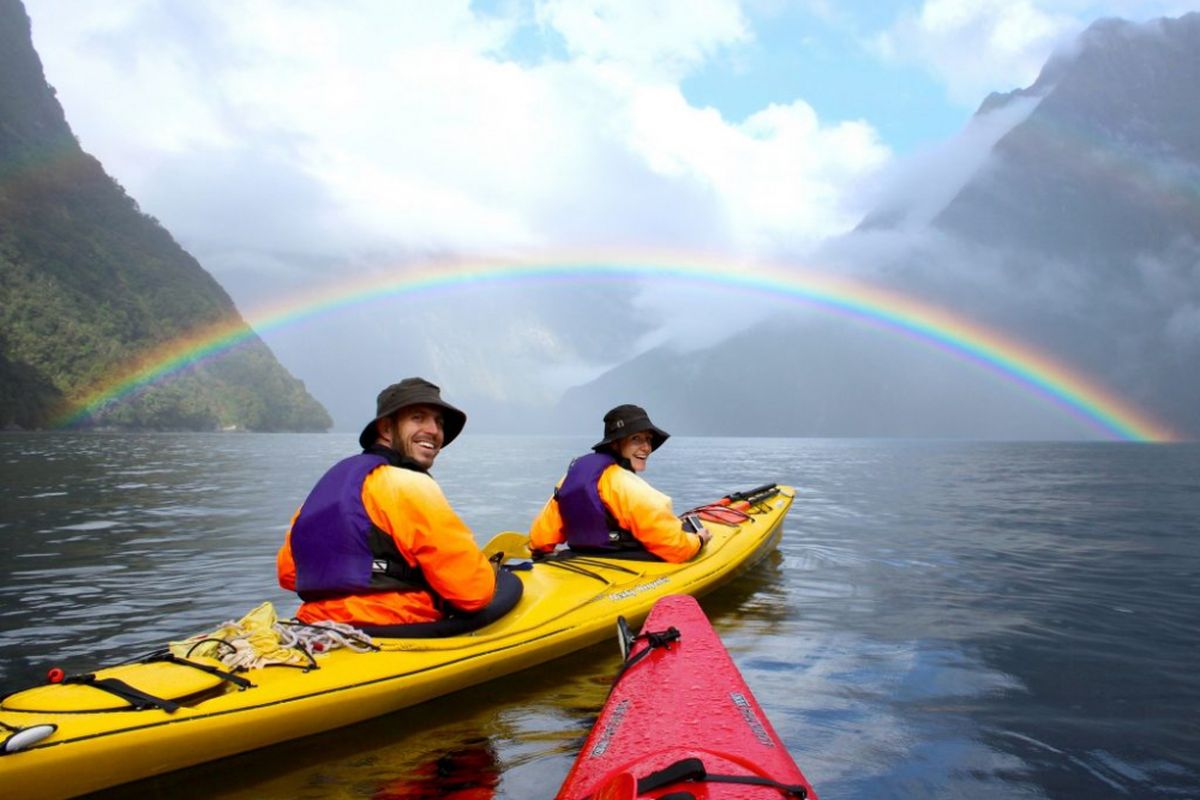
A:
[616,431,654,472]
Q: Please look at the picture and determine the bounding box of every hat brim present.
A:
[358,404,467,451]
[592,423,669,453]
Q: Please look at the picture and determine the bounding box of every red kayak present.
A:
[557,594,817,799]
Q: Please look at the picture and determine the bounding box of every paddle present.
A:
[482,531,532,560]
[718,483,778,505]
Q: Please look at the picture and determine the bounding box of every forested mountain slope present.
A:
[0,0,330,431]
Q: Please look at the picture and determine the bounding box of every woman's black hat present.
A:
[592,404,670,452]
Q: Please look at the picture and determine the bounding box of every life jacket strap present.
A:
[366,526,438,593]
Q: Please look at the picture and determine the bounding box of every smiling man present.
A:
[529,404,711,563]
[277,378,503,632]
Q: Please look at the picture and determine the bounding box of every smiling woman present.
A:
[528,403,713,562]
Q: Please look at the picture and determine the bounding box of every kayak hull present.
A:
[0,486,793,799]
[556,593,817,799]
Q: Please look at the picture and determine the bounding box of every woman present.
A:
[529,404,710,562]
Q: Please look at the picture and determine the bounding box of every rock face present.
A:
[560,14,1200,440]
[0,0,331,431]
[933,14,1200,261]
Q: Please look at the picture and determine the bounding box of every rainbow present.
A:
[56,256,1182,442]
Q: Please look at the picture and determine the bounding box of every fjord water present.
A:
[1,433,1197,799]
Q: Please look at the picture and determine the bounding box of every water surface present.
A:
[1,433,1197,798]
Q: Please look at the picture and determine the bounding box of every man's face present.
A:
[616,431,654,473]
[379,404,445,469]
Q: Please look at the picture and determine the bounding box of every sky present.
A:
[20,0,1200,432]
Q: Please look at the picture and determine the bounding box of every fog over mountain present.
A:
[560,13,1200,440]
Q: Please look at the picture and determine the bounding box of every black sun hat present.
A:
[591,404,670,452]
[358,377,467,450]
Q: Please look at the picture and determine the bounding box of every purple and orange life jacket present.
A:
[290,452,428,601]
[555,452,640,551]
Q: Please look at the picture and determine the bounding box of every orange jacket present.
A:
[529,464,702,563]
[278,464,495,626]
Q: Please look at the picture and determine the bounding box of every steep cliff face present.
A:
[0,0,331,431]
[933,14,1200,261]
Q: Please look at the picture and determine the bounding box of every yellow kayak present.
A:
[0,484,793,799]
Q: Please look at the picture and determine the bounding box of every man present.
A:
[529,404,710,562]
[277,377,498,630]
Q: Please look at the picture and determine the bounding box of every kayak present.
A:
[0,484,793,799]
[556,594,818,799]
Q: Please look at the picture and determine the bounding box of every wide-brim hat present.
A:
[358,377,467,450]
[591,404,670,452]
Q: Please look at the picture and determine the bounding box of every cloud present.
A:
[22,0,895,431]
[873,0,1079,105]
[855,93,1042,231]
[534,0,751,77]
[25,1,890,276]
[872,1,1200,106]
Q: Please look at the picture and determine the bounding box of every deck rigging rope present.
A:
[170,602,375,671]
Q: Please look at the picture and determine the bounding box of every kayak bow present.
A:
[557,594,817,799]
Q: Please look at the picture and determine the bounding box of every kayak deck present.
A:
[557,593,817,799]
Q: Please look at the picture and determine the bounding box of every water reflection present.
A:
[371,741,500,800]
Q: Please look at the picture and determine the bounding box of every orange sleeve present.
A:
[528,477,567,553]
[363,467,496,614]
[276,507,302,591]
[598,466,703,563]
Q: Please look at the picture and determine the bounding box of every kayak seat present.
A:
[358,568,523,639]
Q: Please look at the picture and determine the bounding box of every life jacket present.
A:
[290,451,431,602]
[555,452,640,551]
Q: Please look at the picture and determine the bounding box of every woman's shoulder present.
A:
[603,464,655,493]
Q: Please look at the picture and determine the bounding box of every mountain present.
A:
[0,0,331,432]
[559,13,1200,440]
[933,14,1200,259]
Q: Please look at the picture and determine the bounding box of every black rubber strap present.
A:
[62,674,180,713]
[157,653,255,688]
[549,553,642,574]
[637,757,808,798]
[611,626,681,686]
[538,558,609,584]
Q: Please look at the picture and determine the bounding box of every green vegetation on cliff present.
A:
[0,0,330,431]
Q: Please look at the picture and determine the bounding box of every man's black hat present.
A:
[359,377,467,450]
